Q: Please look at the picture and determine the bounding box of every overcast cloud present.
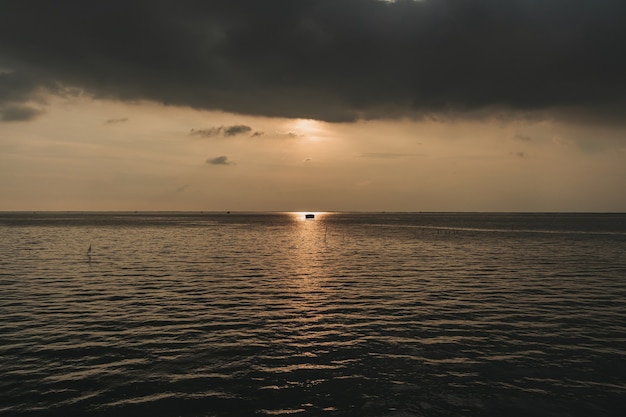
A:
[1,0,625,123]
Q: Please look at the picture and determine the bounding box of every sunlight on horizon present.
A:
[289,118,326,140]
[289,212,330,221]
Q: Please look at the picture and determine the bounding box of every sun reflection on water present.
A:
[285,212,333,299]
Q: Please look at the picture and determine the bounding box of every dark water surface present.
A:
[1,212,625,416]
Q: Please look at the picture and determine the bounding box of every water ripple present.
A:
[1,212,625,416]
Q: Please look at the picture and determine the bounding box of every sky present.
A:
[1,0,626,212]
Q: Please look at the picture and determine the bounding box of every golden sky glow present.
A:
[1,94,625,212]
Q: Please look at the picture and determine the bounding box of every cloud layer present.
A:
[1,0,625,122]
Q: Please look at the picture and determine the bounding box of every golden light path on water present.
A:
[287,211,330,287]
[285,212,334,326]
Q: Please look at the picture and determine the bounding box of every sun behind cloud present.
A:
[289,119,325,139]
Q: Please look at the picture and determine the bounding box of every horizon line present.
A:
[1,210,625,215]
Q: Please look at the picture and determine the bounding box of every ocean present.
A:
[1,212,625,416]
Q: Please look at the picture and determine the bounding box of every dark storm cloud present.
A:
[0,68,49,104]
[0,68,50,122]
[206,156,233,165]
[1,0,625,122]
[191,124,252,137]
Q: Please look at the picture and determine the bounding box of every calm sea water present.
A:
[1,212,625,417]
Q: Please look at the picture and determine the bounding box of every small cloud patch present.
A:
[224,125,251,136]
[360,152,406,159]
[191,128,220,137]
[105,117,128,124]
[511,151,527,158]
[191,125,252,138]
[514,134,533,142]
[206,155,233,165]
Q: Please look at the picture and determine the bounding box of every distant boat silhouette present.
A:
[305,214,315,219]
